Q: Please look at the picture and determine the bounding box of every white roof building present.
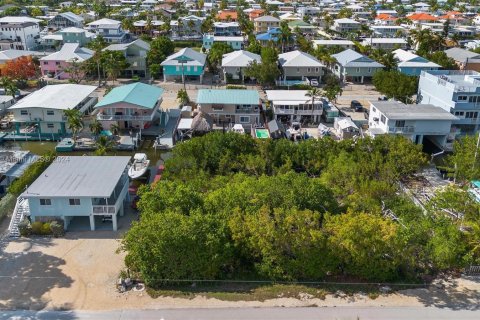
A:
[221,50,261,67]
[9,84,97,110]
[40,43,93,62]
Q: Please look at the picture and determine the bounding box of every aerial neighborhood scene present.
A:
[1,0,480,319]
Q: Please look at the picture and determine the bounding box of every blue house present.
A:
[202,35,244,51]
[22,156,131,231]
[161,48,207,83]
[393,49,440,76]
[256,28,281,46]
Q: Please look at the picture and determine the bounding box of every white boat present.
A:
[128,153,150,179]
[231,123,245,134]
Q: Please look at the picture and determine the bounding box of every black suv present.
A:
[350,100,363,112]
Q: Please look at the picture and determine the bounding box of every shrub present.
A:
[50,221,65,237]
[31,221,43,234]
[0,194,16,221]
[18,219,31,237]
[41,222,51,235]
[226,85,246,90]
[8,151,56,196]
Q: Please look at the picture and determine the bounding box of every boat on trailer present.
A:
[128,153,150,179]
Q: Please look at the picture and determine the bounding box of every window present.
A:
[372,107,377,112]
[46,110,54,115]
[43,61,48,65]
[356,68,360,73]
[367,68,371,73]
[380,114,386,124]
[47,123,54,128]
[40,199,51,206]
[315,67,319,72]
[55,62,60,65]
[297,68,300,73]
[20,110,28,115]
[454,111,465,116]
[69,198,80,206]
[307,68,311,73]
[466,111,478,119]
[395,120,405,127]
[469,96,479,103]
[457,95,468,102]
[239,116,250,123]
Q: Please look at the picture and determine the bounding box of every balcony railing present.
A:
[92,205,116,215]
[388,126,415,133]
[97,113,153,121]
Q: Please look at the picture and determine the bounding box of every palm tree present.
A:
[121,18,134,33]
[380,51,399,71]
[177,89,190,106]
[279,21,292,53]
[110,123,120,136]
[89,119,103,138]
[305,87,323,118]
[64,108,83,142]
[145,17,154,36]
[95,135,115,156]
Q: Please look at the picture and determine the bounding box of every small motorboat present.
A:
[128,153,150,179]
[231,123,245,134]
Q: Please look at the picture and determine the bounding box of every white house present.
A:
[0,16,41,50]
[265,90,324,125]
[332,18,361,33]
[361,38,407,50]
[8,84,97,138]
[368,100,458,149]
[221,50,261,82]
[313,39,355,50]
[22,156,131,231]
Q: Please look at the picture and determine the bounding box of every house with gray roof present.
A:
[221,50,261,82]
[368,100,457,149]
[444,47,480,72]
[22,156,131,231]
[104,39,150,77]
[278,50,324,85]
[331,49,384,83]
[196,89,261,130]
[48,12,84,30]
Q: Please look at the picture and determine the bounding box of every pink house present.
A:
[40,43,93,79]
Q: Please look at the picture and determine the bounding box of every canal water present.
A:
[1,138,170,167]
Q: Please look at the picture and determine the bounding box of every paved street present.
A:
[2,306,480,320]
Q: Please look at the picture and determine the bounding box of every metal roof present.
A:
[95,82,163,109]
[161,47,206,67]
[278,50,324,68]
[370,101,458,121]
[9,84,97,110]
[40,43,93,62]
[23,156,131,198]
[197,89,260,105]
[332,49,384,68]
[222,50,261,67]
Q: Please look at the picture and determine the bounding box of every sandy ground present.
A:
[0,217,479,312]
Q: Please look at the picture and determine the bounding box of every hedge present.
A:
[8,151,56,196]
[0,193,16,221]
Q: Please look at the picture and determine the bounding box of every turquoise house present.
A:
[95,82,164,131]
[161,48,207,83]
[57,27,92,47]
[202,35,244,51]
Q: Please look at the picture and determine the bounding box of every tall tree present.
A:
[207,42,233,73]
[64,109,83,141]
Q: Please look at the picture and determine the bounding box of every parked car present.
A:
[310,79,319,87]
[350,100,363,112]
